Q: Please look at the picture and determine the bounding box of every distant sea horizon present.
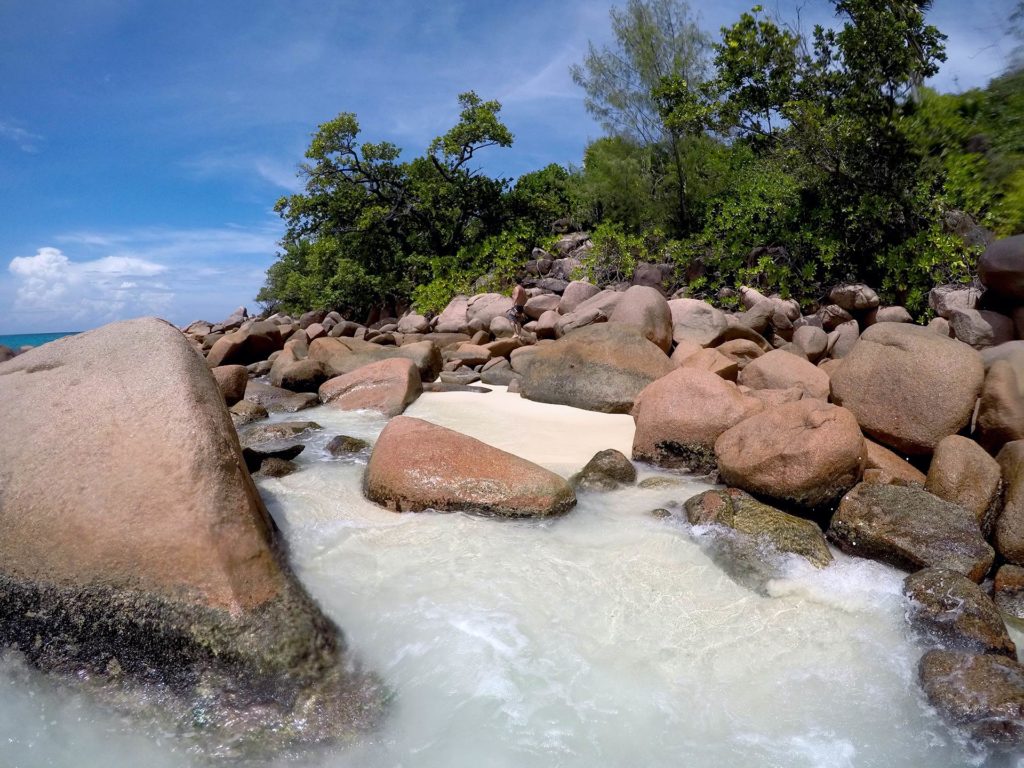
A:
[0,331,80,350]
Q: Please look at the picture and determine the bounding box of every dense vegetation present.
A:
[258,0,1024,319]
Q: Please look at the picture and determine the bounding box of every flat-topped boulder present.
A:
[319,358,422,417]
[827,483,993,582]
[308,336,442,382]
[830,323,985,455]
[0,318,380,752]
[737,348,830,399]
[364,416,575,517]
[519,323,674,414]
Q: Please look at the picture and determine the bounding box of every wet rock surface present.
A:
[904,568,1016,658]
[827,484,994,582]
[919,650,1024,746]
[570,449,637,491]
[684,488,833,571]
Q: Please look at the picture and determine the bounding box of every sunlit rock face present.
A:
[0,318,382,758]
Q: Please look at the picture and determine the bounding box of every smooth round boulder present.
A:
[524,293,560,320]
[714,400,865,509]
[979,234,1024,300]
[558,281,601,314]
[667,298,728,347]
[211,364,248,406]
[0,318,379,749]
[829,323,985,455]
[976,361,1024,454]
[435,296,470,333]
[519,323,675,414]
[608,285,673,352]
[364,416,576,517]
[632,368,762,473]
[396,313,430,334]
[319,358,422,417]
[925,435,1003,534]
[737,348,830,399]
[791,326,828,363]
[466,293,513,327]
[995,442,1024,567]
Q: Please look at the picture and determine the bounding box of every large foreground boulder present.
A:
[830,323,984,455]
[0,318,380,755]
[519,323,675,414]
[827,483,993,581]
[364,416,575,517]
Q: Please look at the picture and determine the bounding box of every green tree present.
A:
[571,0,709,231]
[262,92,517,318]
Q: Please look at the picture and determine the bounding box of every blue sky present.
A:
[0,0,1019,333]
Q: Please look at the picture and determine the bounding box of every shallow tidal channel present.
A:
[2,387,1022,767]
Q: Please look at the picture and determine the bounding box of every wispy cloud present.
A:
[180,152,304,193]
[0,119,43,153]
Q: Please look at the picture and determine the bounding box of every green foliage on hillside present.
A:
[258,1,1024,320]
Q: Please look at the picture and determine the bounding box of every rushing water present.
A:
[2,387,1022,767]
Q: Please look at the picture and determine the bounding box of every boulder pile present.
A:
[170,230,1024,748]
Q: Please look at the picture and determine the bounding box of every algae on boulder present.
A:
[828,483,994,582]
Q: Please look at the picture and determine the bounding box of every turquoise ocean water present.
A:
[0,332,79,350]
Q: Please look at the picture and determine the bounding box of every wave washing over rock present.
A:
[3,385,1022,767]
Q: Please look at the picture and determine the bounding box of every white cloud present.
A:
[0,119,43,153]
[4,223,281,332]
[8,247,169,321]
